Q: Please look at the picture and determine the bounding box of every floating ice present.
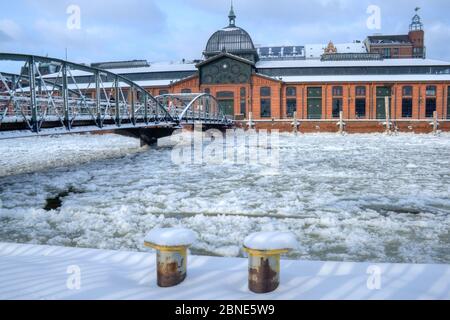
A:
[144,228,197,247]
[0,132,449,264]
[244,231,297,251]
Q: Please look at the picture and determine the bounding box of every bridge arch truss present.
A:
[155,93,232,125]
[0,53,175,134]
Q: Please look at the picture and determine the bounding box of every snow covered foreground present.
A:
[0,243,448,300]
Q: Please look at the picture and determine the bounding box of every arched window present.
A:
[355,86,366,118]
[286,87,297,117]
[402,86,413,118]
[240,87,246,116]
[426,86,436,96]
[260,87,271,97]
[216,91,234,116]
[376,86,391,120]
[402,86,413,97]
[426,86,437,118]
[355,86,366,97]
[260,87,271,118]
[332,86,343,118]
[307,87,322,119]
[332,86,343,97]
[286,87,296,97]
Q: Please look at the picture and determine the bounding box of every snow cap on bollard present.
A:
[243,231,297,294]
[144,227,197,288]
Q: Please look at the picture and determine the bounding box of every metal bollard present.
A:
[243,247,288,294]
[144,228,196,288]
[243,232,297,294]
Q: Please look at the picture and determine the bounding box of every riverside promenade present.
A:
[0,243,448,300]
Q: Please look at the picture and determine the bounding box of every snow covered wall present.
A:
[0,133,449,264]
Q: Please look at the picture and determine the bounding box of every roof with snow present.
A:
[305,43,367,59]
[91,60,150,70]
[280,74,450,83]
[257,46,306,60]
[255,58,450,69]
[367,35,412,46]
[42,63,197,79]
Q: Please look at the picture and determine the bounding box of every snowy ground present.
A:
[0,243,448,300]
[0,132,449,264]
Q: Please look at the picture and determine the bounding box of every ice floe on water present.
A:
[0,132,449,264]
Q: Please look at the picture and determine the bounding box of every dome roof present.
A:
[205,26,255,53]
[204,4,258,62]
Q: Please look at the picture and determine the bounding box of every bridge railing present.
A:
[0,53,175,133]
[155,93,232,125]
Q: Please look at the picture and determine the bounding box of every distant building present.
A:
[365,9,425,59]
[91,60,150,70]
[305,41,367,59]
[256,42,368,61]
[257,46,306,61]
[20,61,61,76]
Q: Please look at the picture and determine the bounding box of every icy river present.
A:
[0,132,449,264]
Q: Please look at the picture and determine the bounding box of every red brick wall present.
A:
[141,80,450,122]
[251,74,282,119]
[199,84,251,116]
[171,76,200,93]
[409,30,425,52]
[271,82,450,121]
[369,45,413,58]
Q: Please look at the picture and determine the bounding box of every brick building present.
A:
[50,5,450,132]
[365,10,426,59]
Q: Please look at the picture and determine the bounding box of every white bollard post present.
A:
[385,96,392,135]
[337,111,345,135]
[247,112,255,130]
[432,111,439,135]
[292,111,299,135]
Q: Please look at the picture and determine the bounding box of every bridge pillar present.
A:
[116,127,177,147]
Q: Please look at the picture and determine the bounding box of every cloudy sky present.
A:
[1,0,449,64]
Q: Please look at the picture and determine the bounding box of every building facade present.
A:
[53,6,450,132]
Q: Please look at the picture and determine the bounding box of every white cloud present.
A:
[2,0,450,62]
[0,19,22,41]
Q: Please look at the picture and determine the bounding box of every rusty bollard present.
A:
[243,232,297,294]
[144,228,197,288]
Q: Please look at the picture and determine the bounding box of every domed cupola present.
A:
[204,3,259,62]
